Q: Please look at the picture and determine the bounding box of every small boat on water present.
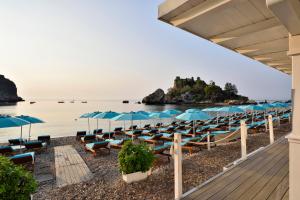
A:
[123,100,129,104]
[30,101,36,104]
[58,101,65,104]
[70,100,75,103]
[81,101,87,103]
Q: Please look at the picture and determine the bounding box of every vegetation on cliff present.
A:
[142,76,248,104]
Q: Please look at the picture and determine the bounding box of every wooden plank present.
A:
[198,144,288,200]
[267,173,289,200]
[184,139,287,200]
[54,145,93,187]
[222,150,288,200]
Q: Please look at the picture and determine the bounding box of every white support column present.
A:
[268,115,275,144]
[287,34,300,200]
[240,120,247,159]
[207,131,211,151]
[267,1,300,199]
[174,133,182,200]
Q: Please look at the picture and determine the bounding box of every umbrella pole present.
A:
[88,118,90,134]
[193,120,195,137]
[109,120,111,139]
[20,126,23,152]
[97,119,99,130]
[131,120,134,141]
[28,123,32,141]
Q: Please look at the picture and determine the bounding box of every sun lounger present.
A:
[76,131,86,140]
[93,129,103,134]
[114,127,123,132]
[138,133,163,144]
[152,144,171,161]
[85,141,110,156]
[10,152,35,171]
[143,124,151,129]
[24,141,47,151]
[128,125,137,130]
[160,126,175,132]
[8,138,26,146]
[96,132,115,140]
[126,130,143,138]
[177,128,192,135]
[0,145,14,155]
[37,135,51,145]
[164,141,193,155]
[81,134,96,143]
[142,129,159,135]
[107,139,130,149]
[161,133,174,140]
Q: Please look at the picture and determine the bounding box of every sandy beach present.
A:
[25,123,292,200]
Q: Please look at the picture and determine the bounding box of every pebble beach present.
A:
[29,123,291,200]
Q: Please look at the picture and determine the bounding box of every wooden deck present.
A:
[54,145,93,187]
[182,138,289,200]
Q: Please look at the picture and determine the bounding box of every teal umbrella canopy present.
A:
[15,115,44,124]
[242,105,266,111]
[149,112,172,119]
[111,112,150,121]
[0,115,30,128]
[202,107,219,112]
[80,111,101,118]
[217,106,244,113]
[136,111,150,116]
[258,103,275,109]
[185,108,202,113]
[176,111,212,121]
[271,102,289,108]
[93,111,120,119]
[163,109,182,115]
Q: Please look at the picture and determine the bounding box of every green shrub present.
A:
[0,156,37,200]
[118,141,155,174]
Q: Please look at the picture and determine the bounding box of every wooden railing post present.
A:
[207,131,211,151]
[268,115,274,144]
[241,120,247,159]
[174,133,182,200]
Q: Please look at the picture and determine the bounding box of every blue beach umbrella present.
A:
[15,115,44,140]
[93,111,120,133]
[185,108,202,113]
[216,107,244,129]
[80,111,101,133]
[163,109,182,116]
[112,112,150,140]
[242,105,266,124]
[176,111,212,137]
[136,110,150,116]
[271,102,289,108]
[149,112,172,132]
[0,115,30,150]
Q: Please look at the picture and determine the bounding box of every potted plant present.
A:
[0,156,37,200]
[118,141,155,183]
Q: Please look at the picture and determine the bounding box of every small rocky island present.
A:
[0,75,23,103]
[142,76,249,105]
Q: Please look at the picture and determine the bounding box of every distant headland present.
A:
[142,76,250,105]
[0,75,23,103]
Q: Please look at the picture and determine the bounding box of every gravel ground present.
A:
[32,123,291,200]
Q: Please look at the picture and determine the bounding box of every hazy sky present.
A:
[0,0,291,101]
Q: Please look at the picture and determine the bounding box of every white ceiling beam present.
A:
[210,18,281,43]
[267,0,300,35]
[169,0,242,27]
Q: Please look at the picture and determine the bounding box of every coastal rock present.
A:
[0,75,23,102]
[142,89,165,104]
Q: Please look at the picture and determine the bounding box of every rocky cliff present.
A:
[0,75,23,102]
[142,76,249,105]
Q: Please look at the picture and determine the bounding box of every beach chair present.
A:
[8,138,26,146]
[93,129,103,134]
[10,152,35,171]
[126,130,143,138]
[156,123,163,127]
[81,134,96,143]
[161,132,174,140]
[76,131,86,140]
[107,139,130,149]
[152,144,171,161]
[160,126,175,133]
[0,145,14,155]
[96,132,115,140]
[128,125,137,130]
[24,141,47,152]
[85,141,110,156]
[138,133,163,145]
[37,135,51,145]
[142,129,158,136]
[143,124,151,129]
[114,127,123,133]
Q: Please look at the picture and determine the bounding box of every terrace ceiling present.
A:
[158,0,294,75]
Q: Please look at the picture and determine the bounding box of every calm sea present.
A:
[0,100,203,142]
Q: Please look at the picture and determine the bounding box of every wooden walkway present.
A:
[54,145,93,187]
[182,138,289,200]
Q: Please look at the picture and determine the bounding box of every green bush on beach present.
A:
[0,156,37,200]
[118,141,155,175]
